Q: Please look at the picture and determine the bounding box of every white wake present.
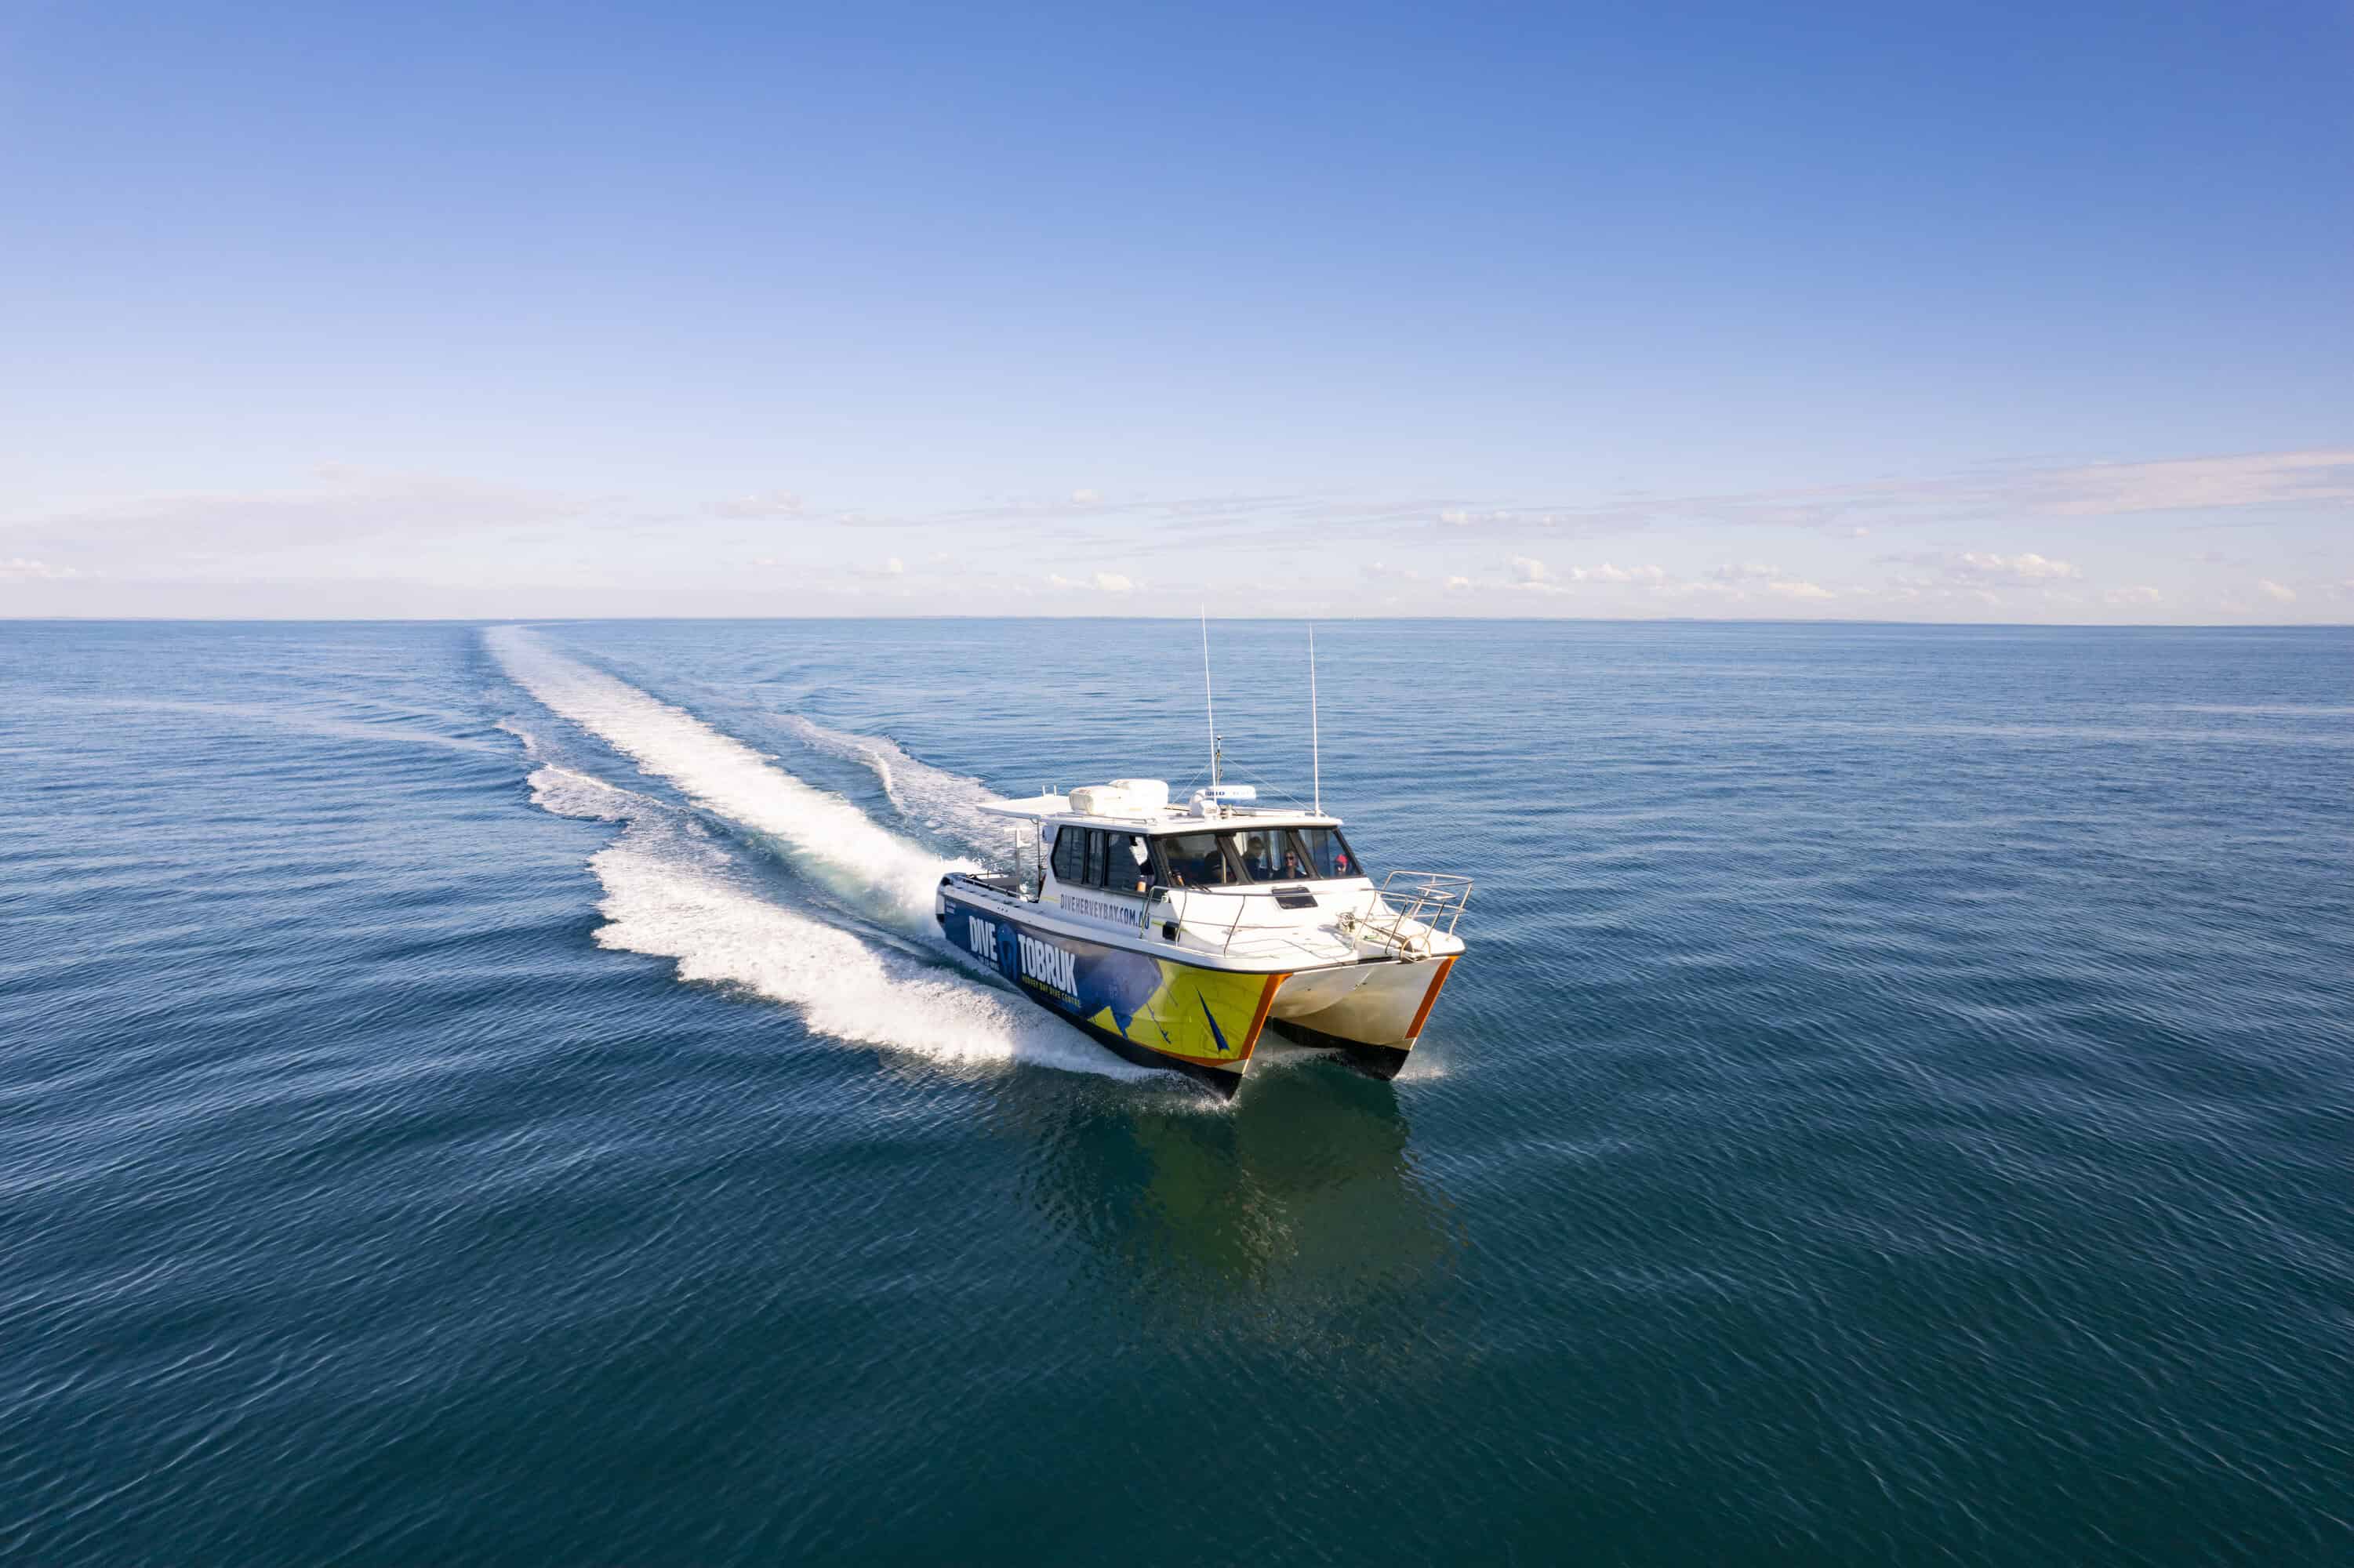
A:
[485,626,966,929]
[489,633,1167,1084]
[522,764,1150,1079]
[778,715,1005,854]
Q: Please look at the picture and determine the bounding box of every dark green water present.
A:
[5,619,2350,1564]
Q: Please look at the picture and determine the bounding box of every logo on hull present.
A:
[1015,931,1079,996]
[964,913,998,961]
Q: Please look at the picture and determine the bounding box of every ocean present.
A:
[4,618,2350,1566]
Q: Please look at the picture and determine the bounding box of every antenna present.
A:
[1200,608,1219,788]
[1309,622,1320,815]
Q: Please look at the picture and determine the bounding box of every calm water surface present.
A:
[4,619,2350,1565]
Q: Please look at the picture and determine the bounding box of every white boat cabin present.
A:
[975,776,1432,966]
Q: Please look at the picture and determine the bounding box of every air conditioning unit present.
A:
[1104,778,1170,810]
[1070,778,1170,817]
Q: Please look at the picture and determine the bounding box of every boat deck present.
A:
[942,873,1411,971]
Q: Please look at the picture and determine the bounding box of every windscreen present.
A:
[1154,827,1365,885]
[1285,827,1364,881]
[1232,829,1293,882]
[1155,833,1243,887]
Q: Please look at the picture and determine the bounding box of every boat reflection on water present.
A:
[998,1045,1465,1327]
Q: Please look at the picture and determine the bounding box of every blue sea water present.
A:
[3,618,2351,1566]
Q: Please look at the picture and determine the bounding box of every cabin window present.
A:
[1083,829,1105,887]
[1156,832,1244,887]
[1052,826,1087,884]
[1233,829,1296,883]
[1287,826,1364,880]
[1106,833,1150,895]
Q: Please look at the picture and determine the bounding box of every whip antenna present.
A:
[1309,622,1320,815]
[1200,608,1219,788]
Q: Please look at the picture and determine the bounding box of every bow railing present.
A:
[1344,872,1472,960]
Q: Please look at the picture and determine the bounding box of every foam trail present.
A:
[485,626,964,928]
[778,715,1004,853]
[524,764,1154,1080]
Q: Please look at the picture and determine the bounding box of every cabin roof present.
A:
[975,794,1340,831]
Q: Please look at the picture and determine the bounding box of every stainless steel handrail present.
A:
[1161,875,1472,962]
[1347,871,1472,959]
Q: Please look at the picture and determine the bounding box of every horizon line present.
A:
[5,614,2348,630]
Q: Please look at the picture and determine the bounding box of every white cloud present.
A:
[1502,556,1683,594]
[1458,446,2354,546]
[1582,561,1668,585]
[2049,449,2354,515]
[1507,555,1574,592]
[24,451,2339,621]
[712,489,803,518]
[1694,560,1838,600]
[1947,551,2080,582]
[1050,570,1134,593]
[1428,505,1578,532]
[5,467,590,558]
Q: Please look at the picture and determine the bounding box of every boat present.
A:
[935,774,1468,1095]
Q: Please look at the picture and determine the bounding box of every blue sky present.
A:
[3,0,2349,620]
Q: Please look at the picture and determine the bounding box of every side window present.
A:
[1157,833,1240,887]
[1084,829,1105,888]
[1113,834,1149,894]
[1052,826,1085,884]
